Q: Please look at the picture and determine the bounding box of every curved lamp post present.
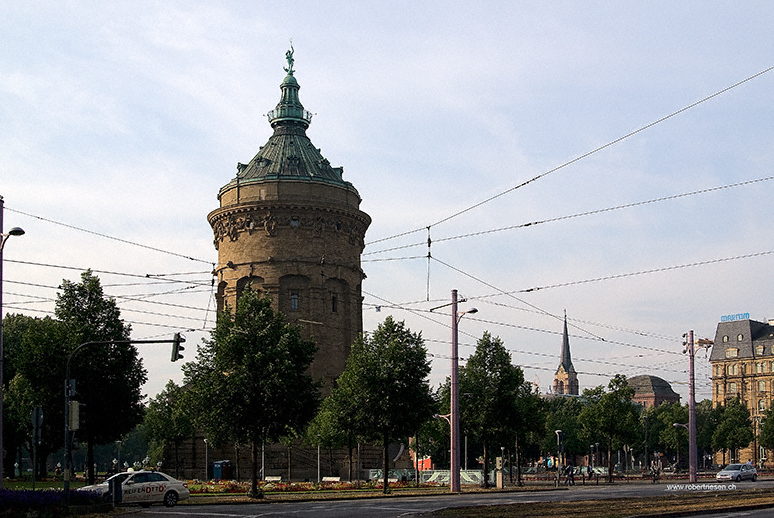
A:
[0,195,24,489]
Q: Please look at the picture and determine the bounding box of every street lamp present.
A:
[555,430,564,486]
[0,195,24,489]
[431,290,477,493]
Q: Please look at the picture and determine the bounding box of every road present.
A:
[126,479,774,518]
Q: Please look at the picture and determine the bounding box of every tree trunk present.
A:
[287,444,292,482]
[382,430,390,494]
[515,437,523,486]
[174,442,180,478]
[347,435,353,482]
[250,440,259,497]
[483,440,489,488]
[87,437,95,485]
[234,444,241,483]
[607,444,613,483]
[328,447,333,478]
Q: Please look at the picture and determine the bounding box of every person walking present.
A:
[564,463,575,486]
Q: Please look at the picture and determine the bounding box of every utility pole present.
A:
[683,331,712,484]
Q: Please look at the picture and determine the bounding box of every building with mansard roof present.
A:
[710,317,774,466]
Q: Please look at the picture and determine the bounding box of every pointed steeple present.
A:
[558,311,576,375]
[553,311,579,395]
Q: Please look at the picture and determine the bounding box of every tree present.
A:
[696,399,721,469]
[541,396,583,460]
[144,381,193,478]
[712,398,753,464]
[511,381,543,486]
[656,402,688,469]
[3,315,68,479]
[459,332,527,487]
[335,316,434,493]
[579,374,639,483]
[55,270,147,484]
[759,406,774,456]
[183,288,320,497]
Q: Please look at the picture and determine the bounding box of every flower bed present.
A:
[186,479,438,494]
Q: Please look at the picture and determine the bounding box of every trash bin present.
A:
[213,460,232,480]
[108,476,123,505]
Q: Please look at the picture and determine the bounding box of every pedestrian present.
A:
[564,463,575,486]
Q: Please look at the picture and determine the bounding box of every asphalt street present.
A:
[124,479,774,518]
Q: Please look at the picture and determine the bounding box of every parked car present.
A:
[715,463,757,482]
[79,470,189,507]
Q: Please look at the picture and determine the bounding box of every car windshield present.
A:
[106,473,132,485]
[725,464,742,470]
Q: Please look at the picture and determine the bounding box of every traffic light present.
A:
[171,333,185,362]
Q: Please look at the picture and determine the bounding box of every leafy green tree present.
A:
[639,403,669,468]
[144,381,193,478]
[579,374,639,482]
[183,289,319,496]
[511,382,543,485]
[541,396,584,459]
[713,398,753,464]
[56,270,147,484]
[335,316,434,493]
[696,399,720,469]
[656,402,689,468]
[459,332,526,487]
[3,314,68,479]
[759,406,774,455]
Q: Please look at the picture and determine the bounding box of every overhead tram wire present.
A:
[364,65,774,248]
[475,298,677,342]
[363,175,774,257]
[6,259,212,287]
[6,206,213,265]
[510,249,774,293]
[463,315,681,356]
[363,290,680,358]
[431,255,610,344]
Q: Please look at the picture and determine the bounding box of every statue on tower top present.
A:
[283,41,295,75]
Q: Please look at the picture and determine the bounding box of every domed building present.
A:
[627,375,680,409]
[207,47,371,391]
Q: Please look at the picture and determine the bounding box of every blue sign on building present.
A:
[721,313,750,322]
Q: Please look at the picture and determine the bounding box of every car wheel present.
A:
[735,475,741,482]
[752,474,757,482]
[163,491,178,507]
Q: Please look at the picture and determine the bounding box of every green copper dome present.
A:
[219,46,359,197]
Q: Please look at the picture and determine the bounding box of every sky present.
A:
[2,1,774,403]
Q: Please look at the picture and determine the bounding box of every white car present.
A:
[79,470,190,507]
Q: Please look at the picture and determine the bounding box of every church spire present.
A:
[559,310,575,374]
[553,311,579,395]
